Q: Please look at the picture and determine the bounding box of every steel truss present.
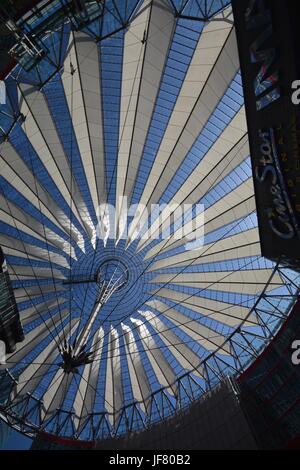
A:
[0,0,232,140]
[0,264,299,440]
[0,0,299,444]
[0,0,232,73]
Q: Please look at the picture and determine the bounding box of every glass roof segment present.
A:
[0,0,299,440]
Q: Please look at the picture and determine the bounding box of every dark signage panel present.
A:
[0,246,24,353]
[232,0,300,271]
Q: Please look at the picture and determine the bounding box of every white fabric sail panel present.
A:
[138,26,240,212]
[116,0,151,221]
[105,328,124,425]
[43,329,90,422]
[73,328,104,430]
[127,12,237,243]
[0,209,75,263]
[202,197,256,243]
[143,178,255,259]
[0,195,76,259]
[121,0,176,204]
[20,297,67,325]
[152,287,257,327]
[145,196,256,261]
[2,309,69,368]
[81,328,105,416]
[8,265,66,282]
[139,310,214,370]
[18,90,86,245]
[63,31,105,211]
[152,134,251,248]
[0,144,84,253]
[0,233,70,269]
[0,246,42,263]
[187,135,250,208]
[0,147,74,239]
[200,178,254,226]
[13,283,67,301]
[0,208,55,245]
[131,317,177,396]
[18,83,95,242]
[185,243,261,267]
[122,323,152,414]
[146,299,231,355]
[150,269,284,295]
[147,228,260,271]
[11,319,78,400]
[41,371,73,420]
[138,107,248,250]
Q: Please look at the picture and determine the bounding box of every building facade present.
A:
[0,247,24,355]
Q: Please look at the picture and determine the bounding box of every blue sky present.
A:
[1,423,31,450]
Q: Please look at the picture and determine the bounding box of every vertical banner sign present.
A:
[232,0,300,271]
[0,246,24,353]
